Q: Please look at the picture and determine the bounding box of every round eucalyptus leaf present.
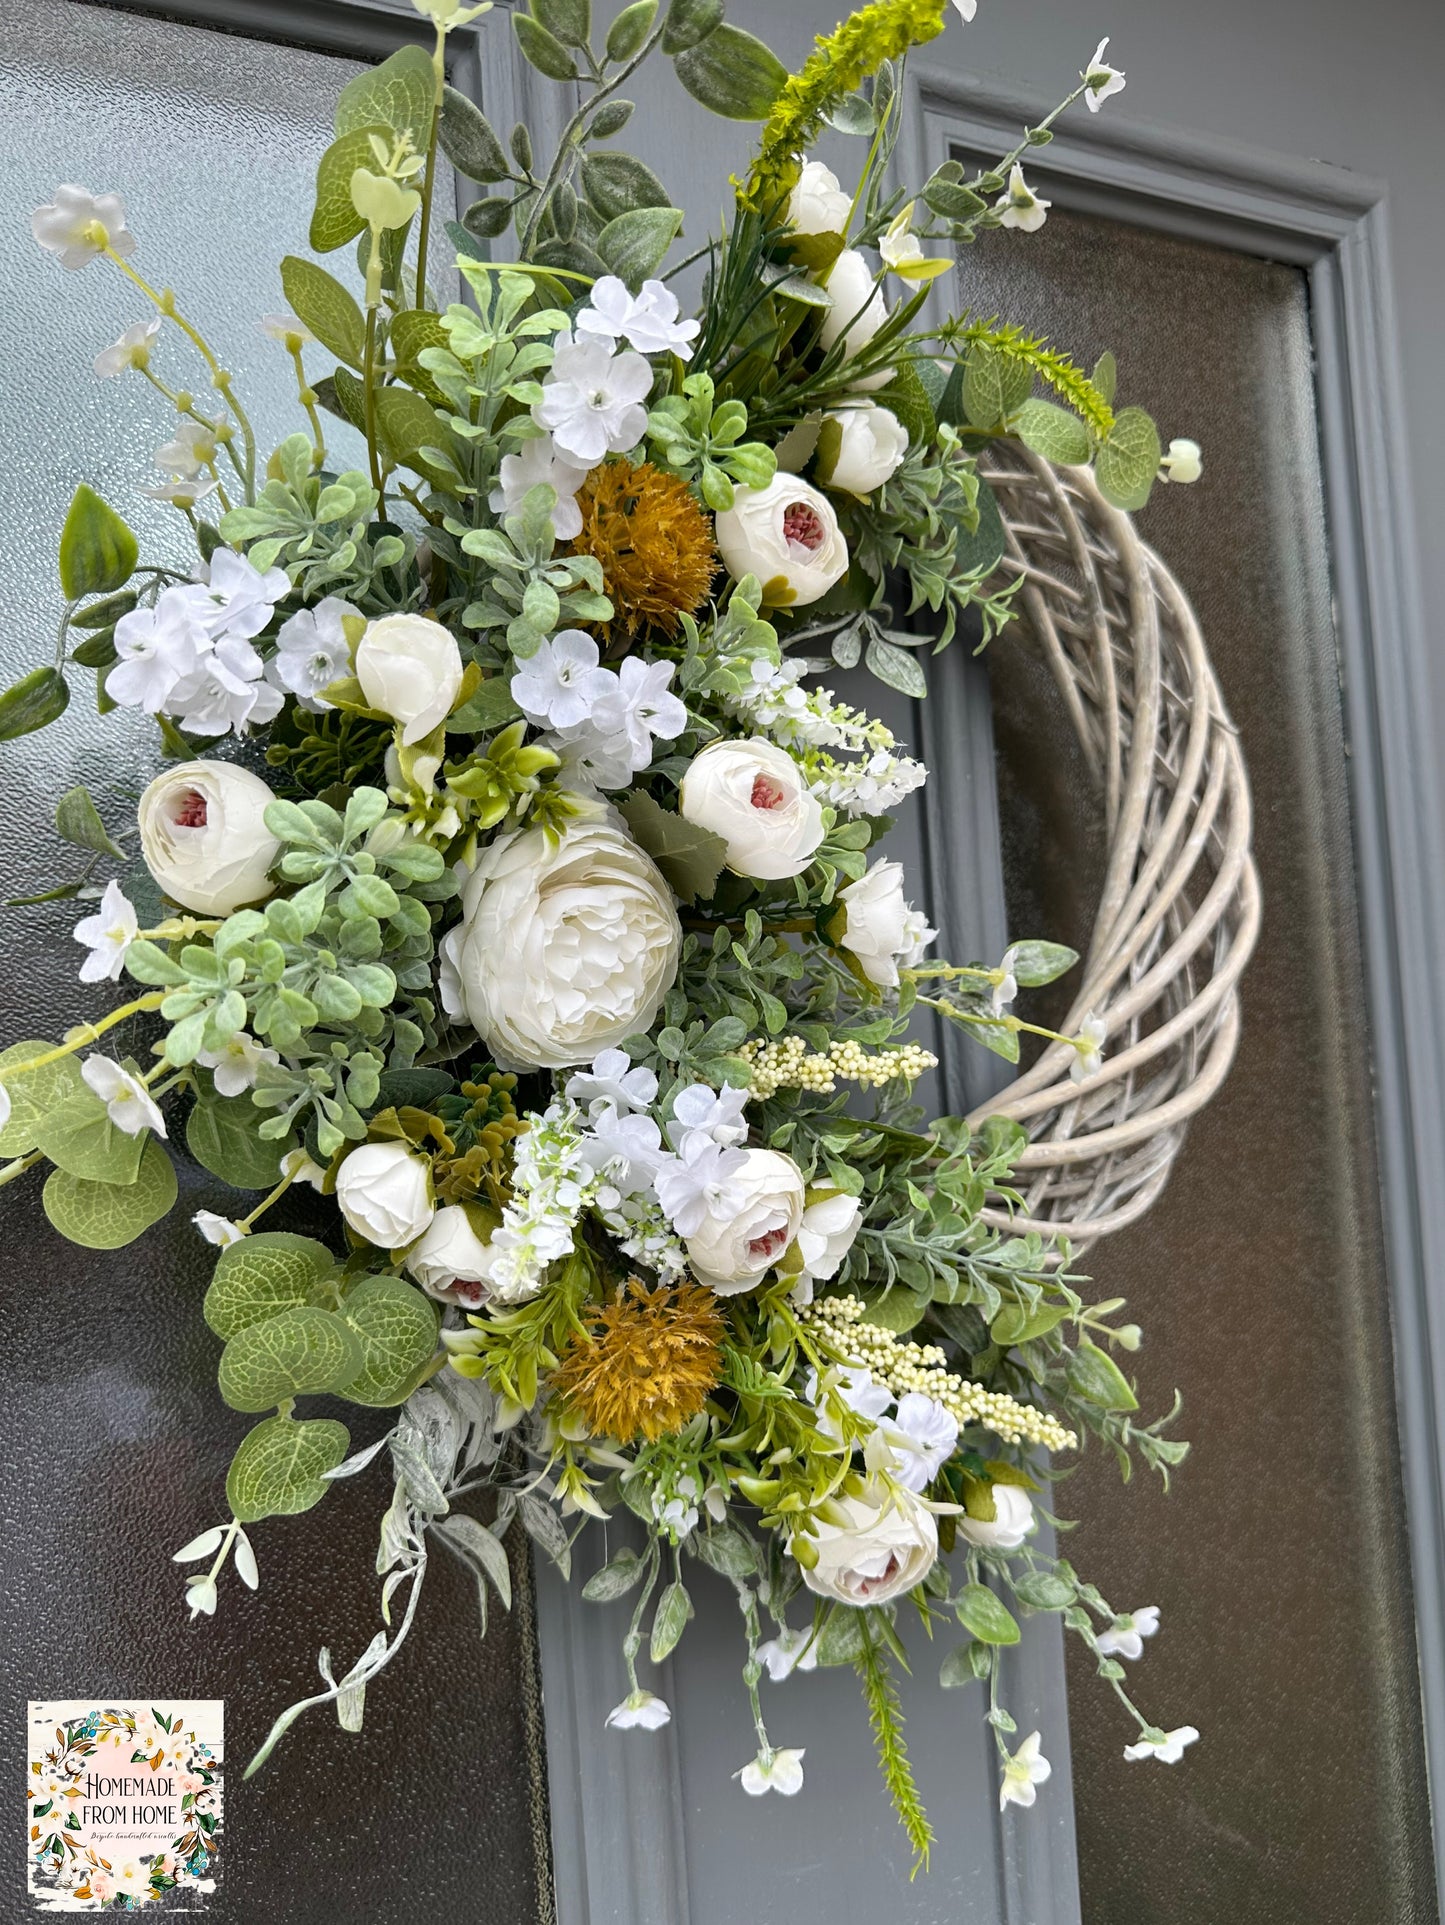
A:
[42,1139,177,1250]
[226,1413,351,1524]
[217,1305,365,1413]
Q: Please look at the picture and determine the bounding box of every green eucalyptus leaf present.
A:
[0,1042,84,1156]
[35,1091,146,1184]
[311,125,390,253]
[962,343,1033,430]
[42,1138,177,1250]
[1092,350,1118,404]
[336,1274,440,1407]
[939,1642,982,1688]
[374,388,450,477]
[226,1412,351,1523]
[58,485,138,601]
[279,256,366,369]
[217,1304,365,1412]
[1095,406,1162,512]
[1011,1570,1076,1611]
[952,477,1006,576]
[203,1231,339,1340]
[334,42,434,147]
[438,86,510,184]
[0,667,69,741]
[596,206,685,289]
[1004,939,1078,986]
[1015,397,1093,466]
[673,24,786,119]
[187,1091,292,1191]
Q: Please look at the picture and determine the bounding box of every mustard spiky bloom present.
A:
[568,458,717,645]
[552,1277,725,1443]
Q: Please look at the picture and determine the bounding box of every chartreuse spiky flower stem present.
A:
[749,0,949,206]
[858,1611,935,1874]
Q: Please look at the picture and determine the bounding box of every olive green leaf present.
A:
[955,1583,1021,1646]
[334,42,434,147]
[187,1090,292,1192]
[952,477,1006,576]
[0,667,69,742]
[1066,1338,1139,1412]
[35,1091,147,1185]
[618,791,727,903]
[279,257,365,369]
[336,1275,440,1407]
[217,1304,365,1412]
[990,1300,1070,1346]
[606,0,659,63]
[673,24,786,119]
[226,1412,351,1523]
[58,484,138,601]
[662,0,723,55]
[438,86,510,184]
[42,1139,177,1250]
[513,13,579,81]
[580,151,672,221]
[0,1042,83,1157]
[54,785,125,860]
[649,1578,691,1662]
[596,206,685,289]
[1094,406,1162,512]
[204,1231,339,1340]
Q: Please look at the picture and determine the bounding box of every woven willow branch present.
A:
[969,447,1262,1250]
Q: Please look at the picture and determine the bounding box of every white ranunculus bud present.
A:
[837,859,912,987]
[406,1202,500,1307]
[787,159,854,237]
[712,476,849,609]
[137,760,281,916]
[957,1483,1035,1551]
[355,613,464,746]
[796,1482,939,1605]
[818,403,910,498]
[818,248,893,391]
[685,1147,806,1296]
[679,738,825,881]
[795,1190,863,1283]
[335,1140,435,1250]
[439,815,681,1071]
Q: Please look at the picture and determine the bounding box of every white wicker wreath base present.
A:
[964,447,1261,1252]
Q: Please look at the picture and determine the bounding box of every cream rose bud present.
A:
[957,1484,1035,1551]
[838,859,912,987]
[686,1148,806,1296]
[818,404,910,497]
[355,613,463,746]
[439,815,681,1070]
[795,1190,863,1283]
[138,760,281,916]
[679,739,825,882]
[818,248,893,391]
[712,476,849,609]
[787,158,854,237]
[335,1140,435,1250]
[797,1483,939,1606]
[406,1202,499,1307]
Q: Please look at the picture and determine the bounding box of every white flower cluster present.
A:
[110,552,289,736]
[511,630,687,790]
[486,1097,597,1305]
[722,656,927,818]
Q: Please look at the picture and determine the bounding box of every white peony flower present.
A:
[796,1481,938,1606]
[1083,37,1126,112]
[32,185,135,269]
[817,248,893,389]
[81,1057,166,1138]
[837,858,916,987]
[565,1049,659,1118]
[678,738,825,881]
[957,1483,1035,1551]
[196,1031,279,1098]
[999,1731,1052,1810]
[534,332,653,465]
[605,1690,671,1732]
[680,1146,805,1295]
[574,275,700,360]
[266,597,359,710]
[1096,1605,1161,1661]
[669,1081,749,1148]
[881,1392,959,1494]
[738,1747,806,1797]
[109,593,209,715]
[138,760,281,916]
[439,816,681,1070]
[356,613,464,746]
[510,629,615,731]
[406,1202,500,1307]
[819,403,910,497]
[154,419,219,479]
[787,159,854,237]
[593,656,688,771]
[73,880,138,984]
[1070,1011,1107,1084]
[712,475,850,608]
[1161,437,1203,484]
[488,432,590,540]
[193,1210,245,1248]
[1124,1725,1199,1765]
[335,1140,435,1250]
[756,1626,819,1681]
[795,1190,863,1284]
[94,316,160,379]
[995,164,1051,233]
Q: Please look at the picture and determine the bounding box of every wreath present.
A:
[2,0,1251,1865]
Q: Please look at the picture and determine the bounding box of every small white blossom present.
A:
[182,550,290,643]
[1096,1605,1161,1661]
[738,1747,806,1797]
[806,1363,894,1439]
[266,597,358,710]
[756,1626,818,1681]
[577,1106,669,1194]
[489,432,591,540]
[882,1392,959,1494]
[991,947,1021,1017]
[81,1057,166,1138]
[1124,1724,1199,1765]
[877,203,950,283]
[72,880,138,984]
[196,1032,280,1098]
[574,275,700,360]
[669,1082,750,1148]
[94,316,160,379]
[259,312,314,345]
[565,1049,659,1117]
[281,1147,329,1191]
[651,1473,702,1541]
[544,720,636,793]
[605,1690,671,1732]
[193,1210,245,1248]
[995,164,1051,234]
[511,629,616,731]
[1070,1010,1108,1084]
[140,477,219,509]
[166,635,284,737]
[154,418,220,479]
[108,595,208,714]
[999,1731,1052,1810]
[1160,437,1203,484]
[950,0,977,19]
[32,185,135,269]
[1083,37,1126,113]
[534,332,653,465]
[653,1130,750,1237]
[593,656,688,771]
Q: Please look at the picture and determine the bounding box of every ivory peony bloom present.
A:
[439,816,681,1070]
[818,248,893,390]
[683,1147,806,1295]
[678,739,825,881]
[406,1203,500,1308]
[837,859,916,987]
[138,761,281,916]
[335,1140,435,1250]
[795,1190,863,1285]
[797,1483,938,1606]
[957,1483,1035,1550]
[787,159,853,237]
[818,403,910,497]
[355,613,463,746]
[712,476,849,609]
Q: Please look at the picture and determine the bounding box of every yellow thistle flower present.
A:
[567,458,717,645]
[552,1277,725,1443]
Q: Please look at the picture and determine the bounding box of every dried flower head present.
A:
[552,1276,725,1442]
[568,458,716,645]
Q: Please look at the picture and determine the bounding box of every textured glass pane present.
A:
[960,199,1435,1921]
[0,7,552,1919]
